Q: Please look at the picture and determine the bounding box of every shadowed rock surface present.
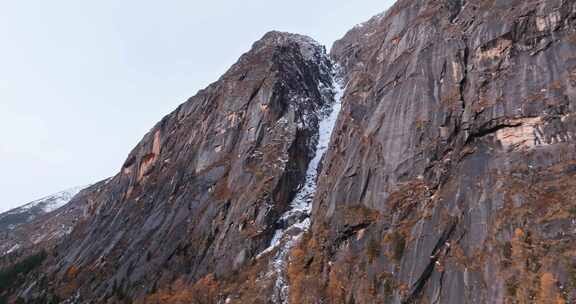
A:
[2,0,576,303]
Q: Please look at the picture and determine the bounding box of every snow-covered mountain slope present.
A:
[0,180,112,259]
[0,186,86,233]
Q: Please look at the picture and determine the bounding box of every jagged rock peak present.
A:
[5,22,339,302]
[228,31,327,72]
[256,31,321,48]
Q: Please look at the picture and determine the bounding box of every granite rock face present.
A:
[291,0,576,303]
[6,31,339,303]
[4,1,576,303]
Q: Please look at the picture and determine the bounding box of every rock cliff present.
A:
[3,1,576,303]
[3,31,341,303]
[293,0,576,303]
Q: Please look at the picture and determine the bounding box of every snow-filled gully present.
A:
[260,65,344,303]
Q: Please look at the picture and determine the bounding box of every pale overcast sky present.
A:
[0,0,394,212]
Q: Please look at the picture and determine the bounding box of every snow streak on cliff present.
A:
[262,64,344,303]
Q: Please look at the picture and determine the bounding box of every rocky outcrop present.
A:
[290,0,576,303]
[8,31,341,303]
[4,1,576,303]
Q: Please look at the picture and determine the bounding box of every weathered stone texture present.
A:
[295,0,576,303]
[4,1,576,303]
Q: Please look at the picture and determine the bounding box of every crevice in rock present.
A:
[402,220,457,304]
[447,0,466,23]
[465,122,523,144]
[359,169,372,203]
[248,74,270,104]
[459,43,469,112]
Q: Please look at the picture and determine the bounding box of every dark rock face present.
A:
[12,31,337,303]
[290,0,576,303]
[4,1,576,303]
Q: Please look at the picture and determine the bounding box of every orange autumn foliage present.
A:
[143,275,219,304]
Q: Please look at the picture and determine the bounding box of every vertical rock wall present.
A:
[292,0,576,303]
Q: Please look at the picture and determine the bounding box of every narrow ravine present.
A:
[261,64,344,303]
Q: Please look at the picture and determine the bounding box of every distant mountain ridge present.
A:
[0,186,87,233]
[0,182,107,259]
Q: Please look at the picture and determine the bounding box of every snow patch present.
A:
[17,185,87,214]
[6,244,20,254]
[281,82,343,223]
[261,63,345,303]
